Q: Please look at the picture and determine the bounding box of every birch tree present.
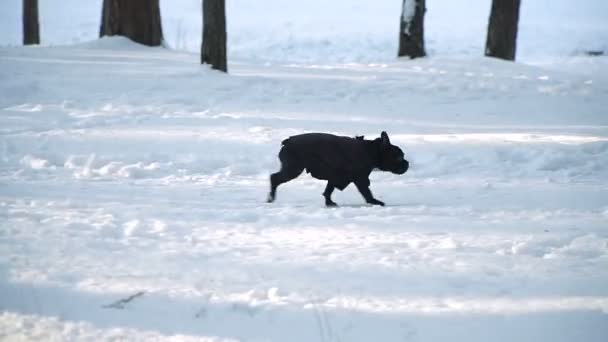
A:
[398,0,426,58]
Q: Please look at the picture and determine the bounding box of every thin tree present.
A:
[398,0,426,58]
[100,0,163,47]
[485,0,521,61]
[23,0,40,45]
[201,0,227,72]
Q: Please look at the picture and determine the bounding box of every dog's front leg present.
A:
[354,178,385,206]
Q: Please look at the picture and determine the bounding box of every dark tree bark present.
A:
[485,0,521,61]
[23,0,40,45]
[201,0,227,72]
[398,0,426,59]
[100,0,163,47]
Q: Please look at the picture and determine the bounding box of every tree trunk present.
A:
[100,0,163,47]
[23,0,40,45]
[485,0,521,61]
[398,0,426,59]
[201,0,227,72]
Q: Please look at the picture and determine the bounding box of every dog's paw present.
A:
[369,199,385,206]
[325,201,339,208]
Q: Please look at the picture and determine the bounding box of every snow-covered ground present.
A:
[1,1,608,341]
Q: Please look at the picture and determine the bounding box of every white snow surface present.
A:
[1,35,607,342]
[1,1,608,341]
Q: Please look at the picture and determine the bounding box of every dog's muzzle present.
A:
[395,160,409,174]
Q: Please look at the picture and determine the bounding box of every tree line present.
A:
[22,0,521,73]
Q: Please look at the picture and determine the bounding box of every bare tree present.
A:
[100,0,163,46]
[23,0,40,45]
[485,0,521,61]
[398,0,426,58]
[201,0,227,72]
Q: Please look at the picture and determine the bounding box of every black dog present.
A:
[267,131,409,207]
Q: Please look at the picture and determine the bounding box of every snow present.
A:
[1,1,608,341]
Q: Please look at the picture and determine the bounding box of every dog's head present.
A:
[377,131,409,175]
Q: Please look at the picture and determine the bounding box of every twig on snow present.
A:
[102,290,146,309]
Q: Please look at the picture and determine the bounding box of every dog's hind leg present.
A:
[323,182,338,207]
[268,159,304,203]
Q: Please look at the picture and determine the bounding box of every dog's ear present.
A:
[380,131,390,146]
